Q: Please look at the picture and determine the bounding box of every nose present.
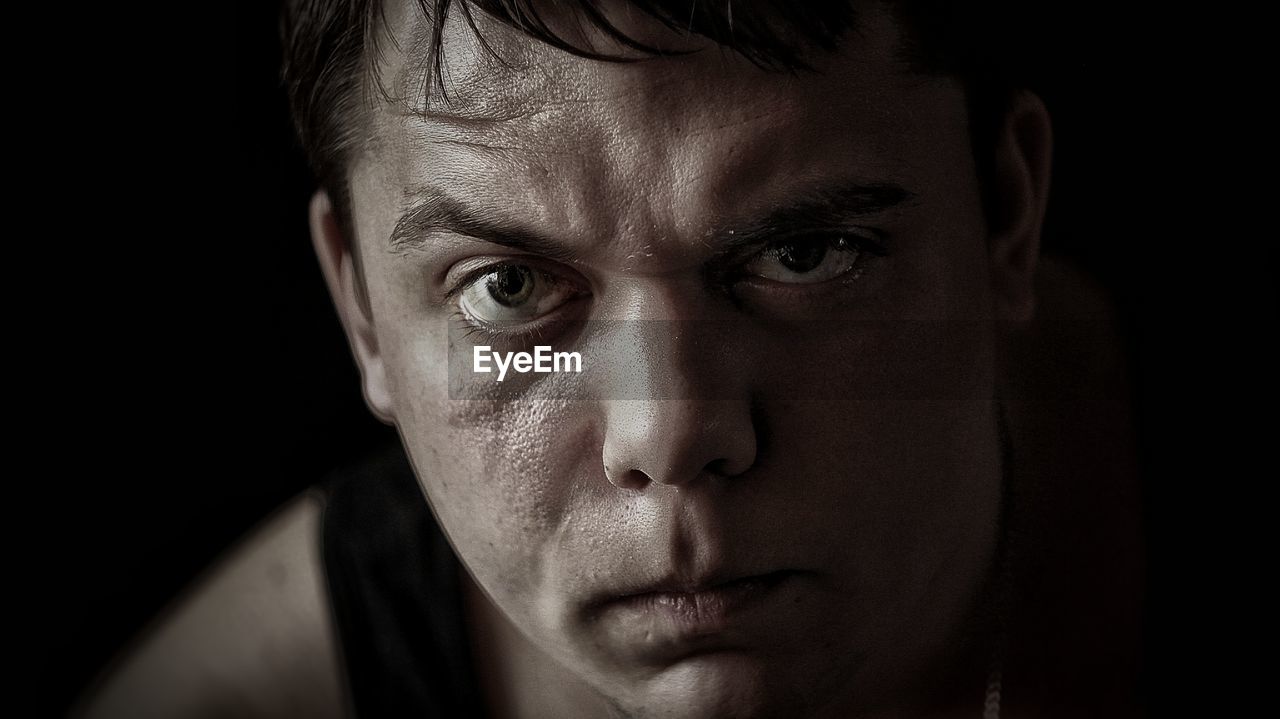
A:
[602,398,757,489]
[599,320,757,490]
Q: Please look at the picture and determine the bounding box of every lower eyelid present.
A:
[452,318,582,356]
[735,253,881,295]
[454,291,589,333]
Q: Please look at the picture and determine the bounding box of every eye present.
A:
[456,263,582,325]
[744,233,877,284]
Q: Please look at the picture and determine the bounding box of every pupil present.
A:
[487,265,535,307]
[777,241,827,273]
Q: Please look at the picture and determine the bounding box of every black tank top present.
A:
[319,440,489,718]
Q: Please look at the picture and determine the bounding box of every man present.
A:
[78,1,1143,717]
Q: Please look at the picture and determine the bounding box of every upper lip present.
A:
[600,567,787,604]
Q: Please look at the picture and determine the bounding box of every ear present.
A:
[987,90,1053,323]
[309,190,396,425]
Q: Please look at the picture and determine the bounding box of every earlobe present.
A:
[308,190,396,425]
[988,90,1053,324]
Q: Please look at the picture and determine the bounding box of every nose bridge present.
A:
[607,316,701,399]
[599,312,756,490]
[597,280,718,397]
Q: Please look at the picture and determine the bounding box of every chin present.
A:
[617,651,812,719]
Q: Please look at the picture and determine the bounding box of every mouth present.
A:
[591,570,800,641]
[599,567,797,602]
[616,569,794,605]
[623,570,792,619]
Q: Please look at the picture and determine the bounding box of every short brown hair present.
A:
[279,0,1034,237]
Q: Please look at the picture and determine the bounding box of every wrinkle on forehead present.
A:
[367,0,921,136]
[363,3,509,121]
[380,1,604,125]
[352,1,966,269]
[374,0,842,129]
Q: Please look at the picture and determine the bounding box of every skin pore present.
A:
[310,1,1051,717]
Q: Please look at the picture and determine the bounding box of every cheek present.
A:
[815,399,1001,541]
[381,321,593,596]
[748,317,1002,631]
[756,396,1003,653]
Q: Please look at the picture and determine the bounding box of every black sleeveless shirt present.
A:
[319,440,489,718]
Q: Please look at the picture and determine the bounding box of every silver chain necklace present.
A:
[983,654,1003,719]
[982,400,1019,719]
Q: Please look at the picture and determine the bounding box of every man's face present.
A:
[340,2,1016,716]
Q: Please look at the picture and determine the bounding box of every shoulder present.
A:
[72,488,349,719]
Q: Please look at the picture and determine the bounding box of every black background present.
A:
[25,2,1272,716]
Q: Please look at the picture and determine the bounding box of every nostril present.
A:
[601,399,756,488]
[604,463,650,491]
[703,457,738,478]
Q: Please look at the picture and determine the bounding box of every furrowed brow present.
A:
[710,181,916,256]
[387,187,582,263]
[387,180,915,264]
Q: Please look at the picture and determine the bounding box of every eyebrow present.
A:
[387,180,916,261]
[706,181,915,260]
[389,187,584,262]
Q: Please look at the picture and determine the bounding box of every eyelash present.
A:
[442,263,545,302]
[717,230,887,286]
[757,230,887,265]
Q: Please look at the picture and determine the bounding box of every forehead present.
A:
[352,1,970,256]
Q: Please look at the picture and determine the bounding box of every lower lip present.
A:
[603,571,795,640]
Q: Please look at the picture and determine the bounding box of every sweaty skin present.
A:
[314,1,1049,717]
